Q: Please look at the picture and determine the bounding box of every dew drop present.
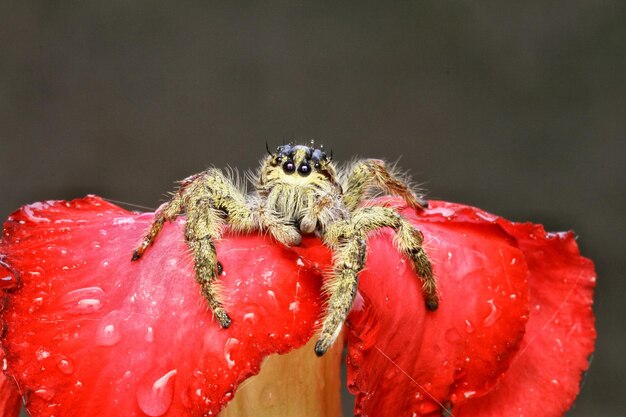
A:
[34,387,55,401]
[464,390,477,399]
[136,369,177,417]
[224,338,239,369]
[23,204,51,223]
[96,324,122,346]
[482,299,499,327]
[222,390,233,402]
[95,311,124,346]
[0,261,17,290]
[36,348,51,361]
[266,290,277,307]
[29,297,44,313]
[428,207,456,218]
[243,312,256,324]
[56,357,74,375]
[145,326,154,343]
[465,319,474,334]
[61,287,105,315]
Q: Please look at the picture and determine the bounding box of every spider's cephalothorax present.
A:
[132,143,438,356]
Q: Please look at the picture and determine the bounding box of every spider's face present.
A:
[259,144,337,189]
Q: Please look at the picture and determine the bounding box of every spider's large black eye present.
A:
[298,163,311,176]
[283,161,296,174]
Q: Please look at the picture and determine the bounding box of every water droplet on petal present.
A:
[465,319,474,334]
[145,326,154,343]
[464,390,477,399]
[56,357,74,375]
[243,312,256,324]
[482,299,500,327]
[136,369,177,416]
[224,338,239,369]
[36,348,51,361]
[34,387,55,401]
[0,261,18,290]
[95,311,124,346]
[222,390,233,402]
[61,287,106,315]
[29,296,44,313]
[266,290,277,307]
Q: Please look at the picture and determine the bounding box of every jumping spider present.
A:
[132,143,438,356]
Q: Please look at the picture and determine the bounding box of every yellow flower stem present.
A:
[221,334,344,417]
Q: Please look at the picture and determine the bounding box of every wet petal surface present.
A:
[0,196,595,417]
[0,196,328,416]
[345,200,595,417]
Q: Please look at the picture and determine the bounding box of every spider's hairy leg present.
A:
[342,159,428,212]
[392,210,439,311]
[301,193,337,234]
[315,206,438,356]
[131,192,184,261]
[352,206,438,310]
[185,195,232,328]
[180,169,265,328]
[133,169,257,328]
[254,206,302,247]
[315,221,365,356]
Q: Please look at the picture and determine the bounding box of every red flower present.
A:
[0,196,595,416]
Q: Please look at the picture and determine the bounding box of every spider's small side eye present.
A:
[283,161,296,174]
[298,163,311,176]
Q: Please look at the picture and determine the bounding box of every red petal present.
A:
[0,264,24,417]
[0,196,327,416]
[456,221,596,416]
[346,199,595,417]
[0,350,21,417]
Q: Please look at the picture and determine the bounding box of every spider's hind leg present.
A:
[342,159,428,211]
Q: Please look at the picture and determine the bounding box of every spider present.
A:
[132,143,438,356]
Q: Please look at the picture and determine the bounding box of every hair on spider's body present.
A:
[132,143,438,356]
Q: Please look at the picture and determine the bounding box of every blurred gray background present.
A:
[1,2,624,416]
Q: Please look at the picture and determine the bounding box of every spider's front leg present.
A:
[132,169,299,328]
[315,206,438,356]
